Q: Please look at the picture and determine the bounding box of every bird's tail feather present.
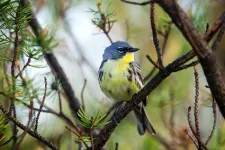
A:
[134,104,156,135]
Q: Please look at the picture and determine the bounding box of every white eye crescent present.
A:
[118,50,123,54]
[117,47,124,54]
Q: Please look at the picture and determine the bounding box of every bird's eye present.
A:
[117,47,124,54]
[118,50,124,54]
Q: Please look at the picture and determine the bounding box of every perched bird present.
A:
[98,41,156,135]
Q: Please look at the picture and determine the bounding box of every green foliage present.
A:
[75,109,110,128]
[89,0,116,32]
[0,114,8,140]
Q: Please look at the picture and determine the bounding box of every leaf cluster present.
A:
[75,109,110,128]
[89,0,116,33]
[0,114,8,141]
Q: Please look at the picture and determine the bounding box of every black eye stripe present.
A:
[117,47,131,51]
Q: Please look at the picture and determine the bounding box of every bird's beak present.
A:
[129,48,140,52]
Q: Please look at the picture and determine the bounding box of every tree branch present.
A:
[0,104,58,150]
[20,0,81,119]
[155,0,225,118]
[92,1,225,149]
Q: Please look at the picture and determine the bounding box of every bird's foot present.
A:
[112,101,123,125]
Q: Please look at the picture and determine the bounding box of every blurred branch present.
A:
[0,135,16,147]
[92,1,225,149]
[115,143,119,150]
[0,104,58,150]
[63,17,97,75]
[153,134,175,150]
[55,77,63,113]
[211,22,225,51]
[121,0,151,5]
[81,79,87,111]
[20,0,81,119]
[0,91,80,133]
[10,4,21,148]
[65,126,88,149]
[16,96,34,149]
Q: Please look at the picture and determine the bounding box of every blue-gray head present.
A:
[102,41,139,61]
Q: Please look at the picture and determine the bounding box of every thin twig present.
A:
[0,135,16,147]
[11,4,21,148]
[144,21,172,81]
[34,77,47,132]
[0,104,58,150]
[21,0,81,120]
[121,0,151,5]
[205,23,209,35]
[15,57,31,78]
[174,60,199,72]
[205,99,217,145]
[169,85,175,138]
[187,107,196,137]
[16,98,34,149]
[92,3,225,149]
[55,77,62,113]
[193,67,201,149]
[90,119,95,150]
[81,79,87,111]
[65,126,88,149]
[150,2,164,68]
[115,143,119,150]
[92,1,114,43]
[143,67,157,82]
[211,22,225,51]
[146,55,163,70]
[184,129,198,148]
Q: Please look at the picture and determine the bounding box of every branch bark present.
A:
[92,1,225,149]
[20,0,81,118]
[155,0,225,118]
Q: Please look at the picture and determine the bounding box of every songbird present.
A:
[98,41,156,135]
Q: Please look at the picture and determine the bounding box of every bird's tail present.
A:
[134,103,156,135]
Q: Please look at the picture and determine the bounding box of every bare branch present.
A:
[150,2,164,68]
[154,0,225,118]
[81,79,87,111]
[115,143,119,150]
[0,135,16,147]
[146,55,163,70]
[193,67,201,149]
[174,60,199,72]
[20,0,81,119]
[211,22,225,51]
[121,0,151,5]
[15,57,31,78]
[0,104,58,150]
[205,99,217,145]
[35,77,47,132]
[65,126,88,149]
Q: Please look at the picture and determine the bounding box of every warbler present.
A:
[98,41,156,135]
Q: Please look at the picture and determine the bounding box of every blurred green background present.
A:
[0,0,225,150]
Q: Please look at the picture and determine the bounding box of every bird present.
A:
[98,41,156,135]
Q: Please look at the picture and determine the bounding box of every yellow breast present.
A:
[99,53,140,101]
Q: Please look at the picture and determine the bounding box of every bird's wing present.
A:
[129,61,147,106]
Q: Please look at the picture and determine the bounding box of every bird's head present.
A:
[102,41,140,62]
